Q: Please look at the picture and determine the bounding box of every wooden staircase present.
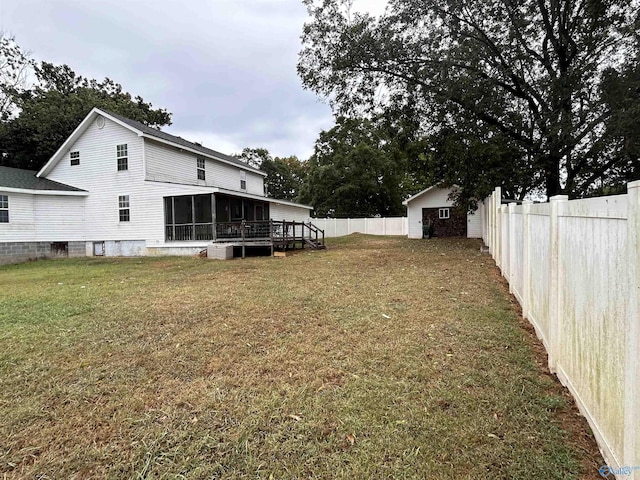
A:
[303,222,326,250]
[211,219,326,257]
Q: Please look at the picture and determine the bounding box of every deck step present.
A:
[304,238,326,250]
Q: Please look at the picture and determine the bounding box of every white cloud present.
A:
[0,0,387,159]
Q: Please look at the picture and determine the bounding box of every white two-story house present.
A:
[0,108,314,263]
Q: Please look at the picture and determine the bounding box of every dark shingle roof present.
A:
[0,166,85,191]
[102,110,264,175]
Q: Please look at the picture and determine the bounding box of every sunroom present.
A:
[164,192,271,242]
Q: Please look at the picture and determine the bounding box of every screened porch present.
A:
[164,193,270,242]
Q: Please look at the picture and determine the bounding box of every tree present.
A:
[261,156,308,201]
[299,116,406,217]
[0,59,171,170]
[0,33,31,121]
[235,147,308,201]
[299,0,640,200]
[234,147,272,169]
[596,56,640,195]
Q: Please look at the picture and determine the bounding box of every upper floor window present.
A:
[117,144,128,171]
[439,208,450,219]
[197,157,205,180]
[0,195,8,223]
[70,151,80,166]
[240,171,247,191]
[119,195,130,222]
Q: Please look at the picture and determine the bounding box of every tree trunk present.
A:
[545,155,562,199]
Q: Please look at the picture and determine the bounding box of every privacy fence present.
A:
[310,217,408,238]
[479,182,640,478]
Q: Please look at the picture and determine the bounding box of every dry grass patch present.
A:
[0,235,601,478]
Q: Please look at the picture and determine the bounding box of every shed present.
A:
[402,185,482,239]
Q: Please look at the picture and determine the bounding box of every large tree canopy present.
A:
[235,147,308,201]
[1,42,171,171]
[299,116,407,217]
[299,0,640,200]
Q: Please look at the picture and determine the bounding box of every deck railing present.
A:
[165,223,214,241]
[165,220,325,248]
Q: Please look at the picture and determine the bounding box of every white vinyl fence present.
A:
[310,217,408,238]
[479,182,640,478]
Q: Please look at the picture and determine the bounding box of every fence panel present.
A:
[309,217,408,238]
[510,207,524,303]
[528,204,551,347]
[481,184,639,478]
[556,199,629,462]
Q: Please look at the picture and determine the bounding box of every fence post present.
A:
[521,201,532,320]
[625,181,640,477]
[548,195,568,373]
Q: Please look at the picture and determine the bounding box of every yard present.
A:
[0,235,602,479]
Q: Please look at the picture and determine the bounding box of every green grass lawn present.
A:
[0,235,601,479]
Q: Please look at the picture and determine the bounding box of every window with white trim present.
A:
[117,144,128,171]
[119,195,130,222]
[0,195,8,223]
[240,171,247,190]
[197,157,205,180]
[439,208,450,219]
[70,151,80,166]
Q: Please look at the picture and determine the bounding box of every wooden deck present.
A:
[212,220,325,257]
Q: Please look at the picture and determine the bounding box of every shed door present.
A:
[422,207,467,237]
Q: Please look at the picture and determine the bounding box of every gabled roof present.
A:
[37,107,265,178]
[0,165,86,194]
[402,183,459,205]
[402,185,439,205]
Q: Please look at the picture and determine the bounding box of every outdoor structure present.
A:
[479,184,640,479]
[403,185,482,239]
[0,108,322,263]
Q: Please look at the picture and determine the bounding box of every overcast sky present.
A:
[0,0,388,160]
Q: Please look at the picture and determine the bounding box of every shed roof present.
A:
[0,165,85,192]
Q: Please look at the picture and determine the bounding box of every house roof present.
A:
[37,107,265,178]
[213,187,313,210]
[102,110,264,175]
[0,165,86,193]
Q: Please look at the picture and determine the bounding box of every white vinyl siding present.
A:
[46,116,145,242]
[0,192,85,242]
[144,139,264,195]
[270,203,312,223]
[34,195,86,241]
